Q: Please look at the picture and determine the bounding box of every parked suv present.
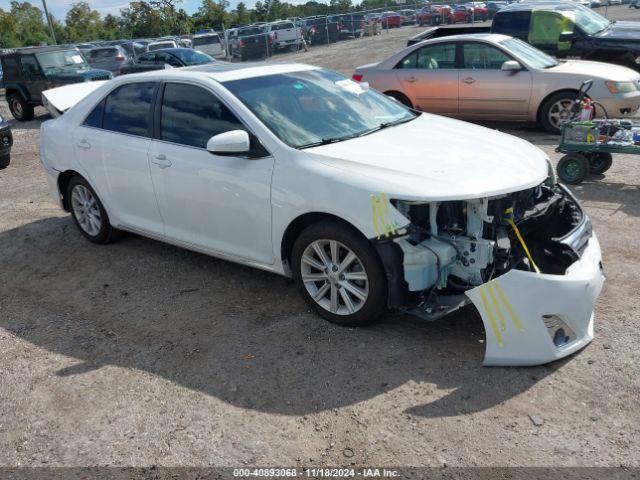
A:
[0,46,112,121]
[88,46,131,75]
[0,113,12,169]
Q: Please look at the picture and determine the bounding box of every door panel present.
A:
[458,42,532,118]
[395,42,459,114]
[76,82,164,234]
[149,82,275,264]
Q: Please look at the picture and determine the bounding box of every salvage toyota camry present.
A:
[39,63,605,366]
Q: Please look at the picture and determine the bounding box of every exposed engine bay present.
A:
[378,182,593,320]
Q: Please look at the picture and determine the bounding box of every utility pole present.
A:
[41,0,57,45]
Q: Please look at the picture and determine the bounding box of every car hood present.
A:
[303,114,549,201]
[595,21,640,42]
[47,68,112,83]
[546,59,640,81]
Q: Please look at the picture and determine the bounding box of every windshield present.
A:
[193,35,220,46]
[558,4,610,35]
[500,37,558,69]
[172,49,214,65]
[36,50,88,70]
[223,69,417,148]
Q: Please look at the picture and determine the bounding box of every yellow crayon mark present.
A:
[479,286,503,348]
[486,282,506,331]
[370,193,397,239]
[493,282,525,332]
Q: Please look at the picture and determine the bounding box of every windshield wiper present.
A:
[358,115,418,137]
[298,136,355,149]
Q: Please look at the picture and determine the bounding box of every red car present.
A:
[467,2,488,21]
[380,11,402,28]
[418,5,453,26]
[452,5,471,23]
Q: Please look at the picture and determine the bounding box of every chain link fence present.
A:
[217,1,490,62]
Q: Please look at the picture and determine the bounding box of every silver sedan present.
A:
[353,33,640,133]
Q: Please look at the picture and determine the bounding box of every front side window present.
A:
[160,83,245,149]
[223,69,416,149]
[397,43,456,69]
[103,82,156,137]
[529,11,575,48]
[462,43,511,69]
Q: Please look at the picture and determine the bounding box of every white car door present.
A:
[458,41,532,119]
[394,42,459,114]
[74,81,164,235]
[147,81,275,264]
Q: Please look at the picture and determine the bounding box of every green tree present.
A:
[232,1,249,25]
[193,0,229,30]
[65,1,103,42]
[0,9,20,47]
[10,1,50,46]
[120,1,168,37]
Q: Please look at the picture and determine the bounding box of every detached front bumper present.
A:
[466,234,604,366]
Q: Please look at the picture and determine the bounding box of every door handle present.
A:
[462,77,476,84]
[77,139,91,150]
[151,154,172,169]
[405,76,417,83]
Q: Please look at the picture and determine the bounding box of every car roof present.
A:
[126,62,318,83]
[500,0,582,11]
[0,45,79,56]
[423,32,513,42]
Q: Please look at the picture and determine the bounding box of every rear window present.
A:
[271,22,294,30]
[193,35,221,46]
[148,42,175,51]
[90,48,119,59]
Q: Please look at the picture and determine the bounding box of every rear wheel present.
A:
[291,220,387,327]
[7,93,34,121]
[587,152,613,174]
[67,176,120,244]
[558,153,590,185]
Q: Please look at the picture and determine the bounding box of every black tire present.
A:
[291,219,387,327]
[539,90,579,135]
[385,91,413,108]
[7,93,34,122]
[558,153,590,185]
[0,154,9,170]
[67,176,120,244]
[587,152,613,174]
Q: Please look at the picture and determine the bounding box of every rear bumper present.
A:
[466,234,604,366]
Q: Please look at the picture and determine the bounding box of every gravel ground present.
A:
[0,5,639,468]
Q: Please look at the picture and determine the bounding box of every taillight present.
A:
[88,58,94,63]
[115,54,125,61]
[352,73,363,81]
[239,39,245,47]
[268,35,273,44]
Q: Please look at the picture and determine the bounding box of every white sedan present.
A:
[353,33,640,134]
[39,63,604,366]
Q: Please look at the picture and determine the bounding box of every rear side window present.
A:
[160,83,245,149]
[83,100,104,128]
[103,82,156,137]
[492,11,531,39]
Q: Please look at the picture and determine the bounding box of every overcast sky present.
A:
[0,0,238,19]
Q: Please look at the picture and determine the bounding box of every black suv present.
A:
[0,46,112,121]
[0,113,12,169]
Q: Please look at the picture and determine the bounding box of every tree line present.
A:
[0,0,416,47]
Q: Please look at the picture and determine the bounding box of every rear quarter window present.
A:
[492,11,531,39]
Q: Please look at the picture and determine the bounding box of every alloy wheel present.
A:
[300,239,369,315]
[547,98,575,130]
[71,184,102,236]
[12,99,23,118]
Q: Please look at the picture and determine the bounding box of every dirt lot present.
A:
[1,5,639,469]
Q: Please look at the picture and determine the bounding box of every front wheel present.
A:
[291,220,387,327]
[540,91,579,134]
[7,94,34,121]
[558,153,590,185]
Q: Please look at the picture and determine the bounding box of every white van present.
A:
[192,33,224,58]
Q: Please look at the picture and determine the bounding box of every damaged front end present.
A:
[374,180,605,366]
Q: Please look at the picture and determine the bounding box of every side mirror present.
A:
[501,60,522,71]
[558,31,576,42]
[206,130,251,155]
